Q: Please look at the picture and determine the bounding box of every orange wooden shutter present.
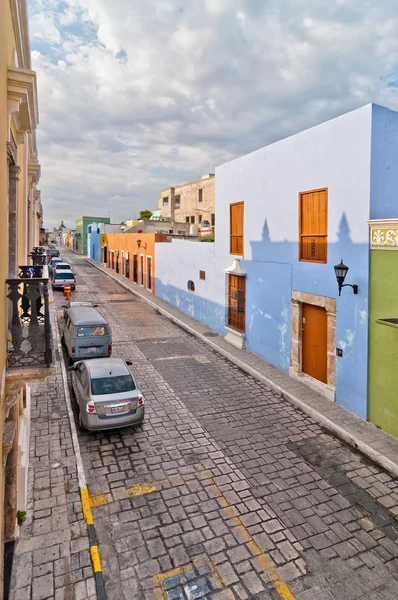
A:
[299,189,327,262]
[230,202,244,255]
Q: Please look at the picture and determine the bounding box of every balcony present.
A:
[6,265,53,369]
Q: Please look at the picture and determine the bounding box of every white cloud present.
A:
[28,0,398,229]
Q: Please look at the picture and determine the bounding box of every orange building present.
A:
[105,233,170,293]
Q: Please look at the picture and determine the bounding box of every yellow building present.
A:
[67,229,75,248]
[1,1,48,591]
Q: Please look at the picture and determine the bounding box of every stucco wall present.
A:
[159,176,215,224]
[214,105,373,418]
[106,233,169,293]
[370,104,398,219]
[155,240,229,335]
[368,249,398,437]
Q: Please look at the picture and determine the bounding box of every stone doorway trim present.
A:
[290,290,336,401]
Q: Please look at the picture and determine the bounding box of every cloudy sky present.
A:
[28,0,398,230]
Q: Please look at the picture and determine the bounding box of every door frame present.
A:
[290,290,336,401]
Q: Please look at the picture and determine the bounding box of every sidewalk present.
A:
[10,310,96,600]
[86,256,398,480]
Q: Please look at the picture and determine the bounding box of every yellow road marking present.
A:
[126,482,159,497]
[153,558,218,600]
[80,488,93,525]
[89,493,108,508]
[90,546,102,572]
[209,478,296,600]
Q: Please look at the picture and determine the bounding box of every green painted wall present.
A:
[75,216,110,254]
[368,250,398,437]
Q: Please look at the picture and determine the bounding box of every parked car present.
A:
[51,262,73,277]
[49,247,60,257]
[62,306,111,363]
[62,301,98,320]
[69,358,144,431]
[50,257,63,268]
[52,271,76,291]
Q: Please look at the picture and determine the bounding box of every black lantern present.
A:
[334,259,358,296]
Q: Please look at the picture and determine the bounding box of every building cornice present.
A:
[28,161,41,184]
[8,67,38,133]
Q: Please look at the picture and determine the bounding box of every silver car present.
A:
[69,358,145,431]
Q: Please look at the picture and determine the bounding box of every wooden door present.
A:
[147,257,152,290]
[133,255,138,283]
[302,304,327,384]
[140,256,144,285]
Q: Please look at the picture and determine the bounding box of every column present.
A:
[8,164,20,278]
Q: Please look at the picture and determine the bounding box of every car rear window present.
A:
[76,326,107,337]
[56,273,75,279]
[91,374,136,395]
[56,265,71,270]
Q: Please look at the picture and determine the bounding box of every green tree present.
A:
[139,210,152,221]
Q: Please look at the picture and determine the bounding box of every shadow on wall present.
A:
[248,213,369,419]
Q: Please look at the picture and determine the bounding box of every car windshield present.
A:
[56,273,74,279]
[57,265,71,270]
[91,374,136,395]
[76,326,106,337]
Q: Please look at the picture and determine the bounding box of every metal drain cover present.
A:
[202,331,218,338]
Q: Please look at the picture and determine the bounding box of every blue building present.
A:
[87,222,124,263]
[87,222,102,262]
[155,104,398,420]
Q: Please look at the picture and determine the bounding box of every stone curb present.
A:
[84,257,398,480]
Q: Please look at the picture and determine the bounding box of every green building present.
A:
[75,215,110,255]
[368,218,398,437]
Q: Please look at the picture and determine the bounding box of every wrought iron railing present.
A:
[6,266,53,368]
[29,248,49,266]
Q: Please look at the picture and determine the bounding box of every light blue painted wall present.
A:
[153,105,398,420]
[87,222,102,262]
[370,104,398,219]
[215,105,373,418]
[155,240,229,335]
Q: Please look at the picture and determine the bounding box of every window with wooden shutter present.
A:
[299,189,328,263]
[230,202,244,256]
[227,275,245,332]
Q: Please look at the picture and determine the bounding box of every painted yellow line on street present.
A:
[89,493,108,508]
[80,488,93,525]
[209,478,296,600]
[126,482,159,497]
[90,546,102,572]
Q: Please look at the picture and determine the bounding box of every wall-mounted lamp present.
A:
[136,239,147,250]
[334,259,358,296]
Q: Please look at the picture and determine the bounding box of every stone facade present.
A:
[1,1,49,595]
[158,174,215,226]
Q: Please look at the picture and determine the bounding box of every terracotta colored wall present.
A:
[106,233,170,294]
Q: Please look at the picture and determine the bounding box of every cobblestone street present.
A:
[53,250,398,600]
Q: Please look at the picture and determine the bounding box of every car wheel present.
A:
[78,409,86,431]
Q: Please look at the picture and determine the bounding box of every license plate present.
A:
[111,405,125,414]
[88,347,98,353]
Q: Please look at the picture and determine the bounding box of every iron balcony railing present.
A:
[6,265,53,368]
[29,247,50,266]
